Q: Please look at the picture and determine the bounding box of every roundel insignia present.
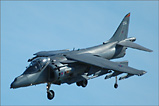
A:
[118,65,123,67]
[123,21,127,25]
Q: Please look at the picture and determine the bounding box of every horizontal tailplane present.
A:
[117,40,153,52]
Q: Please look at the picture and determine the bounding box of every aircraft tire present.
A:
[114,83,118,89]
[47,90,55,100]
[76,82,81,86]
[81,80,88,87]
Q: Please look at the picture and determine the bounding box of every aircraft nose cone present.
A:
[10,82,15,89]
[10,75,31,89]
[10,77,18,88]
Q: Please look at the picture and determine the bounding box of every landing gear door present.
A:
[48,64,57,82]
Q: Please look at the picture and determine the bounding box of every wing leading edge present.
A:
[66,53,146,76]
[34,50,70,57]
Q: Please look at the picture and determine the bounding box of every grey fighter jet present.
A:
[10,13,152,100]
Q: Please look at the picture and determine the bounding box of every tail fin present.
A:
[109,13,130,42]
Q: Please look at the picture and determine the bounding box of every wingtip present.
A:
[146,49,153,52]
[149,49,153,52]
[138,70,147,76]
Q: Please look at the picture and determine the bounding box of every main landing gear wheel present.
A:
[76,82,81,86]
[47,90,55,100]
[46,83,55,100]
[114,76,118,89]
[81,80,87,87]
[76,79,88,88]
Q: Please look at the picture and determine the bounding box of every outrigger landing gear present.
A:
[114,76,118,89]
[46,83,55,100]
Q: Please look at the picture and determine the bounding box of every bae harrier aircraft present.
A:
[10,13,152,100]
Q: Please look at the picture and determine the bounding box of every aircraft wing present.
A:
[34,50,69,57]
[66,53,146,76]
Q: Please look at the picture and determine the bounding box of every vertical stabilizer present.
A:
[109,13,130,42]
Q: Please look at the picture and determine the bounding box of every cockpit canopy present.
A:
[23,57,50,74]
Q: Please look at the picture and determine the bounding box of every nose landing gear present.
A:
[47,90,54,100]
[46,83,55,100]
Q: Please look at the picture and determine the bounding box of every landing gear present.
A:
[114,83,118,88]
[114,76,118,89]
[46,83,55,100]
[76,79,88,87]
[47,90,55,100]
[76,82,81,86]
[81,79,88,87]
